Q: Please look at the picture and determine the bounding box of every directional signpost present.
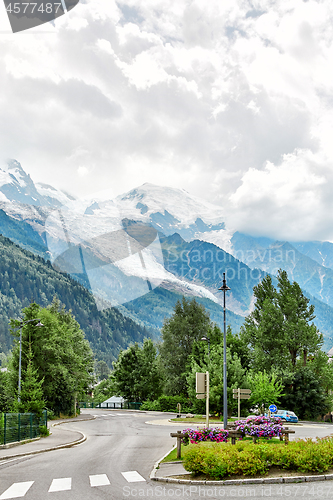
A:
[196,372,210,428]
[233,388,252,419]
[268,404,277,417]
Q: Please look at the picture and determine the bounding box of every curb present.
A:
[151,472,333,485]
[150,446,177,480]
[0,433,86,462]
[0,437,40,450]
[0,416,95,461]
[51,415,96,427]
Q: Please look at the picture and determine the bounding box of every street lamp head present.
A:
[36,321,44,327]
[218,272,231,292]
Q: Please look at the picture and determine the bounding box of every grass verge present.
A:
[171,416,238,423]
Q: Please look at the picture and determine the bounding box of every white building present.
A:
[100,396,126,408]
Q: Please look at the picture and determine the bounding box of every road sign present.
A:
[269,404,277,413]
[232,389,251,394]
[233,394,251,399]
[196,372,206,395]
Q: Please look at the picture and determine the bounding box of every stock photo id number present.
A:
[3,0,79,32]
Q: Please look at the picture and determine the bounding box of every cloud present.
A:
[1,0,333,240]
[228,149,333,241]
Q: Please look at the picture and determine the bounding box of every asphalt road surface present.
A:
[1,410,333,500]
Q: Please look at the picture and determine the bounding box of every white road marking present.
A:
[89,474,110,487]
[48,478,72,492]
[122,471,146,483]
[92,414,114,417]
[0,481,34,499]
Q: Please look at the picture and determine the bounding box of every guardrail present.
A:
[0,410,47,446]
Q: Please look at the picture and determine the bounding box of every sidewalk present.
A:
[0,413,94,461]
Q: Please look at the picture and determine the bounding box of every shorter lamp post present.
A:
[201,336,210,358]
[17,318,44,402]
[201,336,210,428]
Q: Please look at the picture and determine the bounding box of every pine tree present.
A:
[242,270,323,373]
[14,344,45,417]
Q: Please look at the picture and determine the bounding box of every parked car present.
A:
[272,410,298,423]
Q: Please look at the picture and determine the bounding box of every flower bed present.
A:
[181,417,285,447]
[234,416,284,440]
[182,427,229,445]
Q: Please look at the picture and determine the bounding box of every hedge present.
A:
[183,437,333,479]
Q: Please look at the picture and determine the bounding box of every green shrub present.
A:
[45,408,56,420]
[141,395,192,412]
[39,425,49,437]
[0,413,3,445]
[140,400,162,411]
[157,395,192,412]
[183,437,333,479]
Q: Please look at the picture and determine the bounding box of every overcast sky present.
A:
[1,0,333,242]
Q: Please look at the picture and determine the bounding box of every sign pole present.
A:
[206,371,209,429]
[238,387,240,420]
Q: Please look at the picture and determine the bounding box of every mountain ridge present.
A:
[1,159,333,353]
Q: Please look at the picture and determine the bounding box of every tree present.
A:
[9,300,94,415]
[277,270,322,368]
[112,339,162,402]
[281,367,330,419]
[93,376,116,403]
[226,327,251,371]
[0,369,12,413]
[242,270,330,417]
[186,344,248,415]
[95,360,110,382]
[159,297,214,395]
[247,370,284,414]
[13,344,45,417]
[242,270,323,373]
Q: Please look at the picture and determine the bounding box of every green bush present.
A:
[0,413,3,445]
[140,400,162,411]
[140,395,192,412]
[45,408,56,420]
[183,437,333,479]
[39,425,49,437]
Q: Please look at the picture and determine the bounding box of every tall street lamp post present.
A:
[17,318,44,402]
[218,272,230,430]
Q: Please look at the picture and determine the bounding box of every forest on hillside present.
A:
[0,234,150,366]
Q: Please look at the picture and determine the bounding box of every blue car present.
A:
[272,410,298,423]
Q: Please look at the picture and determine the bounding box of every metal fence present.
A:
[80,402,141,410]
[0,410,47,446]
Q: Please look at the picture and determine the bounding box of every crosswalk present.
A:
[0,471,146,498]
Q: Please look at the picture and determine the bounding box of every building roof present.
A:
[103,396,125,404]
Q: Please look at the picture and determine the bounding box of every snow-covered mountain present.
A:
[0,160,73,208]
[2,159,333,351]
[115,183,233,249]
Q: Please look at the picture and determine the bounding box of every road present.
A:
[1,410,333,500]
